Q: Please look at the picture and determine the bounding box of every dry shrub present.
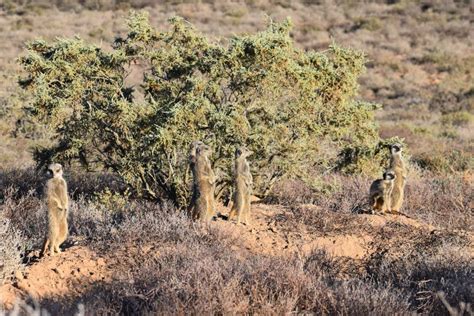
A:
[0,170,134,264]
[430,90,474,114]
[0,179,379,311]
[269,171,472,231]
[404,172,473,230]
[365,224,473,314]
[379,123,417,143]
[413,149,472,173]
[1,168,471,314]
[1,188,45,247]
[70,198,186,247]
[66,171,127,199]
[40,247,412,315]
[17,206,470,315]
[0,168,126,201]
[287,205,376,236]
[0,211,26,284]
[0,168,44,201]
[268,174,369,213]
[265,178,317,205]
[440,111,474,127]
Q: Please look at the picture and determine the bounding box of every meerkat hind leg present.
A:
[54,242,62,254]
[49,240,56,256]
[59,218,68,246]
[41,238,50,256]
[373,197,385,215]
[243,202,251,225]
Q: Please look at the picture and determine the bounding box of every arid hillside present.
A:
[0,1,473,315]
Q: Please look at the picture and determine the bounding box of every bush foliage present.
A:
[19,11,381,207]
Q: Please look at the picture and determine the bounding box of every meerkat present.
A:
[191,143,217,221]
[389,143,407,214]
[228,147,253,225]
[369,170,396,214]
[187,140,204,216]
[41,163,69,256]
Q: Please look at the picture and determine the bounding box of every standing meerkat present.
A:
[41,163,69,256]
[191,143,217,221]
[187,140,204,216]
[228,147,253,225]
[389,143,407,214]
[369,170,396,214]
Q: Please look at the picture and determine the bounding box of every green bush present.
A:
[335,137,405,176]
[414,150,472,173]
[19,11,381,207]
[440,111,473,127]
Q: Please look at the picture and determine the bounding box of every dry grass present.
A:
[1,168,472,314]
[268,170,473,231]
[0,209,26,285]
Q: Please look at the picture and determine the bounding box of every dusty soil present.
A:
[1,203,472,310]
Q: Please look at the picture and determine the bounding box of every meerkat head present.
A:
[383,170,396,181]
[47,163,63,179]
[196,144,212,157]
[189,140,204,160]
[190,140,204,151]
[235,146,253,159]
[390,143,402,155]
